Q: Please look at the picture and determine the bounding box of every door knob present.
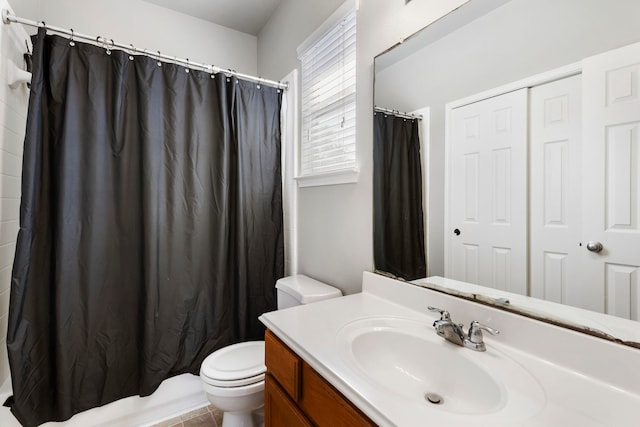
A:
[454,228,461,236]
[586,241,603,253]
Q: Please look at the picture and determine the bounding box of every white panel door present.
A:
[582,42,640,319]
[449,89,528,295]
[529,75,582,304]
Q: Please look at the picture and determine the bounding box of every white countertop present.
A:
[259,272,640,427]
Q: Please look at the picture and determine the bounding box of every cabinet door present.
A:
[449,89,528,295]
[265,375,312,427]
[265,330,301,400]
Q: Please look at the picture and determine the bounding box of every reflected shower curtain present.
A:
[373,112,426,280]
[7,29,283,427]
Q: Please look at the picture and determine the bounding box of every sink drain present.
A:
[425,392,443,405]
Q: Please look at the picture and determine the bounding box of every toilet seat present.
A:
[200,341,265,388]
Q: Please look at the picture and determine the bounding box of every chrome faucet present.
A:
[428,306,466,346]
[427,307,499,352]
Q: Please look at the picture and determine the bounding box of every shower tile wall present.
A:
[0,0,30,385]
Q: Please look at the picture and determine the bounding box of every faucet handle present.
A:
[427,306,451,321]
[467,321,499,344]
[464,321,500,351]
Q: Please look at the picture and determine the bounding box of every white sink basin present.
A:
[336,316,545,419]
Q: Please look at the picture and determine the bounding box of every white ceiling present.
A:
[142,0,283,35]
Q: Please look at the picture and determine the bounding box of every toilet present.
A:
[200,274,342,427]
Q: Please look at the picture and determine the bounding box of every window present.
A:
[297,7,357,186]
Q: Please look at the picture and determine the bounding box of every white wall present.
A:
[375,0,640,276]
[10,0,258,75]
[7,0,39,21]
[0,0,30,387]
[258,0,468,294]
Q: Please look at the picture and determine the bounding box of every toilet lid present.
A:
[201,341,265,386]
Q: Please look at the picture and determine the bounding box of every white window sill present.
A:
[294,167,360,188]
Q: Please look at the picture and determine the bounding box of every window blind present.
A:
[299,10,357,176]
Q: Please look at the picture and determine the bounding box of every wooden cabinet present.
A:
[264,330,377,427]
[265,376,312,427]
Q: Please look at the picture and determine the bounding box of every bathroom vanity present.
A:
[259,272,640,426]
[264,330,375,426]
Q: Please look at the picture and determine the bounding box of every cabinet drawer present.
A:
[265,329,301,401]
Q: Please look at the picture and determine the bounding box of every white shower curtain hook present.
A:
[208,65,215,79]
[157,51,162,66]
[128,44,134,61]
[69,28,75,46]
[105,38,113,55]
[185,58,190,73]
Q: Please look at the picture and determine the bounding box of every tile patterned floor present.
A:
[150,404,223,427]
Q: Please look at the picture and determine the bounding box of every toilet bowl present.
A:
[200,275,342,427]
[201,341,266,427]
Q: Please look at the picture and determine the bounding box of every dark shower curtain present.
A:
[373,112,426,280]
[6,29,283,427]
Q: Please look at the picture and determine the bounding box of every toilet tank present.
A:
[275,274,343,309]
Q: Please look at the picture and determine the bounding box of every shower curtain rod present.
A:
[374,106,423,120]
[1,9,288,91]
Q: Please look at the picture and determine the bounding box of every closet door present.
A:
[581,41,640,318]
[449,89,528,295]
[529,75,583,304]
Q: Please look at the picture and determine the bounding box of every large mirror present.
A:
[373,0,640,346]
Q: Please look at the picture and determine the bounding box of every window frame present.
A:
[295,1,359,188]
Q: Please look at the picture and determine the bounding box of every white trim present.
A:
[296,0,358,58]
[447,61,582,110]
[444,104,452,278]
[444,61,583,278]
[295,167,359,188]
[281,69,299,275]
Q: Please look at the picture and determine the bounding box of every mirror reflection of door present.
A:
[529,75,583,306]
[449,89,528,295]
[581,42,640,320]
[446,41,640,319]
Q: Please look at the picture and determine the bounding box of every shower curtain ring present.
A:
[185,58,190,73]
[128,44,135,60]
[104,38,113,55]
[157,51,162,66]
[68,29,75,46]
